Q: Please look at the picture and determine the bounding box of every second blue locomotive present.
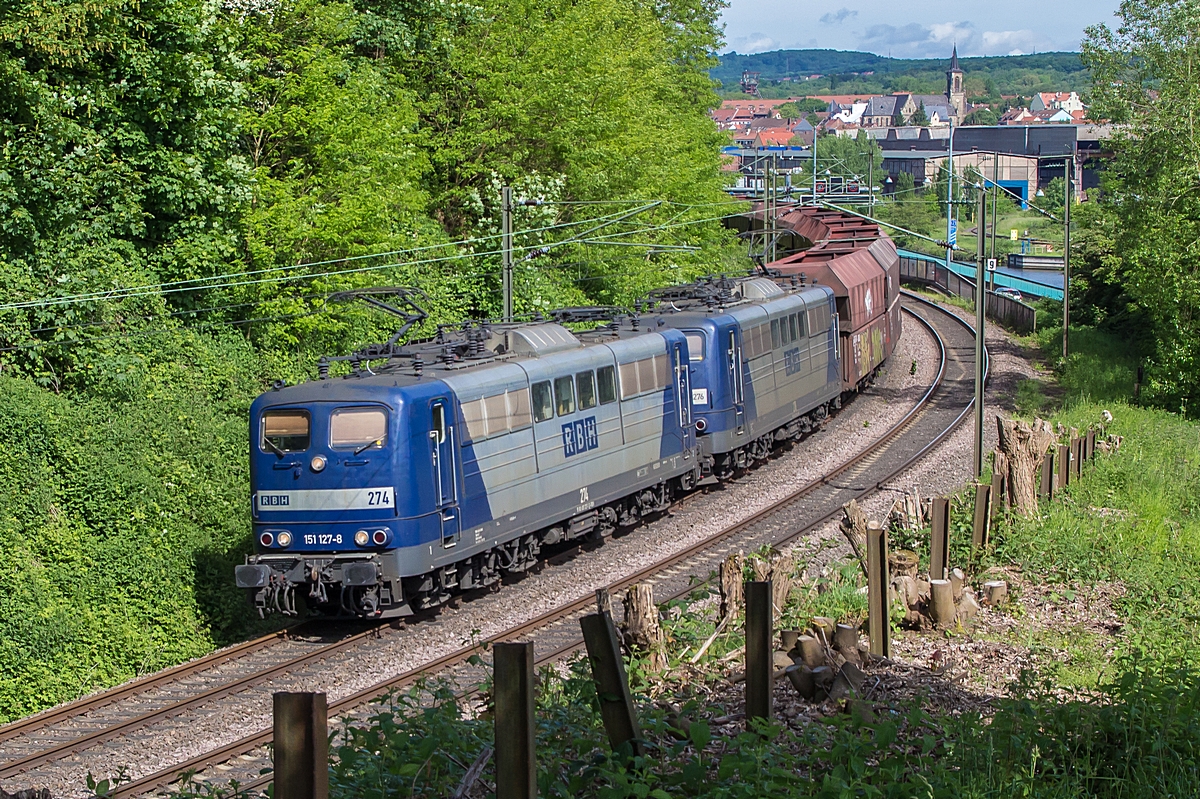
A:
[235,275,858,617]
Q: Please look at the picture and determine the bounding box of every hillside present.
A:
[712,49,1089,100]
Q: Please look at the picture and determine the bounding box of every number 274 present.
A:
[367,491,391,506]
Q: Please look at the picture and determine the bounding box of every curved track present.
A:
[0,293,979,799]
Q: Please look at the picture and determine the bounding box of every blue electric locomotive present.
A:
[642,276,842,480]
[236,292,701,617]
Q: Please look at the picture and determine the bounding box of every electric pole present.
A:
[1063,155,1072,361]
[501,186,513,321]
[945,117,955,271]
[990,153,998,292]
[974,182,987,479]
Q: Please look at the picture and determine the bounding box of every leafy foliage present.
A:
[1083,0,1200,411]
[0,0,739,719]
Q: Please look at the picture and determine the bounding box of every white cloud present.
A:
[728,32,781,53]
[980,29,1055,55]
[819,7,858,24]
[859,20,1067,58]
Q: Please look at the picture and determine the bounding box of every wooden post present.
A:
[273,692,328,799]
[580,612,642,757]
[744,580,773,721]
[1057,443,1070,490]
[1087,429,1096,461]
[930,496,950,581]
[1040,449,1054,500]
[972,483,990,548]
[866,521,890,658]
[595,587,611,618]
[494,642,536,799]
[1071,437,1082,480]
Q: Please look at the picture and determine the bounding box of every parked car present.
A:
[994,287,1023,301]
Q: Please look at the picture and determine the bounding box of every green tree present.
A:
[909,103,930,126]
[815,131,882,180]
[1083,0,1200,406]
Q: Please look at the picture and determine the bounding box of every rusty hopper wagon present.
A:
[731,205,902,391]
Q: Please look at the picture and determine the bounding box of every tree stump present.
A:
[996,416,1058,517]
[840,499,869,577]
[770,552,795,621]
[982,580,1009,606]
[888,550,919,579]
[621,584,665,669]
[796,634,825,667]
[929,579,956,629]
[719,553,745,621]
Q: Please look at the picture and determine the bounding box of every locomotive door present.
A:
[728,330,745,436]
[430,401,460,548]
[673,343,694,450]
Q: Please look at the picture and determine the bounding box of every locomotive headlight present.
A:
[276,531,292,548]
[310,455,327,472]
[354,530,370,546]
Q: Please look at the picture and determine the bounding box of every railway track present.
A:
[0,292,979,798]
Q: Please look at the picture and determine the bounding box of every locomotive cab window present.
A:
[262,410,310,453]
[577,371,597,410]
[331,407,388,449]
[684,333,705,362]
[430,405,445,444]
[532,381,553,423]
[554,376,575,416]
[597,366,617,405]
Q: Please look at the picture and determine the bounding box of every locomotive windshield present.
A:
[262,410,310,453]
[331,407,387,449]
[684,333,705,362]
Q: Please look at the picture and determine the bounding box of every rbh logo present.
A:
[260,494,290,506]
[562,416,599,457]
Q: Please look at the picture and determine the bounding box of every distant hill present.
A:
[712,49,1089,101]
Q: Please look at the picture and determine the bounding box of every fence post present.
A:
[1071,437,1082,481]
[1087,429,1096,462]
[494,642,536,799]
[744,580,773,722]
[866,521,890,658]
[273,692,328,799]
[930,496,950,581]
[1057,443,1070,491]
[972,483,990,548]
[579,612,642,757]
[1040,450,1054,501]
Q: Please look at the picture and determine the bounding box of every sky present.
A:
[720,0,1123,58]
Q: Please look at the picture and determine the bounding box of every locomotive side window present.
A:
[771,319,780,349]
[508,389,533,430]
[262,410,310,453]
[532,381,553,423]
[597,366,617,405]
[331,407,388,449]
[808,303,832,335]
[788,314,798,343]
[554,376,575,417]
[684,333,705,362]
[577,371,597,410]
[430,405,446,444]
[461,388,533,442]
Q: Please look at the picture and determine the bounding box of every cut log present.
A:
[996,417,1058,517]
[796,634,825,667]
[786,663,815,699]
[929,579,956,629]
[718,553,745,621]
[833,623,861,666]
[840,499,869,577]
[957,589,981,622]
[950,567,965,601]
[982,580,1009,606]
[621,583,665,669]
[811,616,836,640]
[780,629,801,653]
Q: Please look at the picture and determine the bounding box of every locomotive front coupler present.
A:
[236,552,395,617]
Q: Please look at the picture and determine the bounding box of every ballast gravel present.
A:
[18,310,950,798]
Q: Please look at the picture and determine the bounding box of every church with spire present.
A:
[860,46,970,127]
